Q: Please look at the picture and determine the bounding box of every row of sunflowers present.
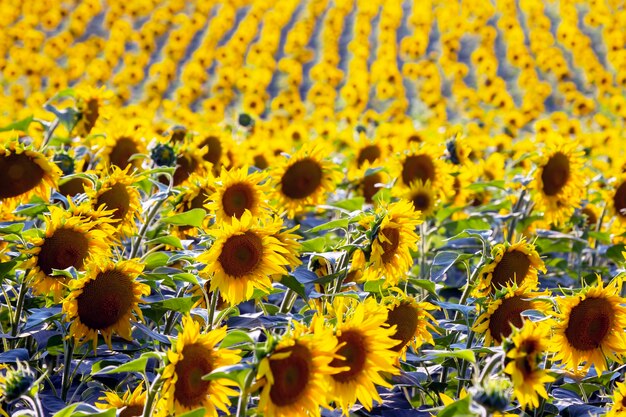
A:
[2,0,626,416]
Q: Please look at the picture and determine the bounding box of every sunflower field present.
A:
[2,0,626,416]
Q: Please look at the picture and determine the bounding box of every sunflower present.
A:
[257,317,340,417]
[205,166,271,223]
[346,136,389,180]
[158,316,241,417]
[381,290,440,358]
[357,200,422,286]
[0,138,61,210]
[327,297,400,413]
[270,222,302,271]
[96,383,147,417]
[606,381,626,417]
[167,141,212,188]
[392,141,452,194]
[73,85,114,137]
[396,179,438,218]
[472,239,546,298]
[96,121,148,171]
[531,132,585,225]
[170,173,215,238]
[24,206,110,300]
[503,321,554,410]
[353,162,390,205]
[198,211,292,305]
[609,173,626,234]
[87,166,142,238]
[62,259,149,350]
[473,286,552,346]
[550,276,626,374]
[270,143,341,218]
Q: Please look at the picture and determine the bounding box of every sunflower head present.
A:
[362,200,422,286]
[473,286,552,346]
[158,316,241,416]
[607,381,626,417]
[62,259,149,351]
[397,179,439,218]
[382,290,440,358]
[74,86,114,136]
[0,139,61,209]
[270,143,341,218]
[95,383,147,417]
[257,317,339,417]
[205,166,271,223]
[25,206,111,300]
[531,133,585,225]
[198,211,292,305]
[550,276,626,374]
[473,239,546,298]
[327,297,400,413]
[503,321,554,410]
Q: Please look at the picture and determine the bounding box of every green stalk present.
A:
[142,374,162,417]
[236,369,256,417]
[61,338,74,401]
[11,279,29,340]
[207,289,220,330]
[129,196,169,259]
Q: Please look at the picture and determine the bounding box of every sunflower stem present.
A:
[207,289,220,330]
[506,188,527,243]
[129,195,169,259]
[61,338,74,401]
[141,373,162,417]
[419,222,428,280]
[40,118,60,151]
[236,368,256,417]
[23,392,45,417]
[11,279,28,338]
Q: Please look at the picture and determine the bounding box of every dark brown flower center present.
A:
[490,250,531,293]
[222,182,255,219]
[173,155,198,186]
[386,302,419,351]
[76,269,135,330]
[541,152,570,196]
[565,297,614,351]
[37,227,90,275]
[0,152,45,199]
[218,232,263,277]
[357,145,381,167]
[200,136,222,165]
[109,137,140,169]
[59,177,89,197]
[82,98,100,134]
[96,183,130,221]
[331,330,368,383]
[174,344,213,408]
[119,405,143,417]
[254,155,268,170]
[614,181,626,218]
[380,227,401,264]
[411,191,431,213]
[401,154,435,186]
[281,158,323,200]
[581,207,598,227]
[487,296,531,343]
[361,173,382,204]
[269,344,311,406]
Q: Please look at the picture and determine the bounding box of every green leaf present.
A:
[53,404,79,417]
[161,209,206,228]
[364,279,385,293]
[177,409,207,417]
[588,231,611,245]
[431,251,462,282]
[101,352,163,374]
[427,349,476,363]
[0,223,24,234]
[0,261,17,280]
[281,275,307,301]
[172,273,199,285]
[0,115,33,132]
[606,244,626,264]
[301,236,327,252]
[331,197,365,211]
[151,297,195,314]
[202,363,253,388]
[146,235,183,249]
[307,218,349,233]
[144,252,170,269]
[220,330,254,348]
[409,278,437,295]
[437,395,473,417]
